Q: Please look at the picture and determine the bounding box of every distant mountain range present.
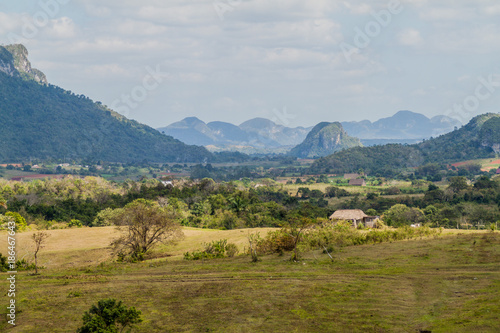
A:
[310,113,500,175]
[158,111,462,154]
[0,44,212,163]
[157,117,312,154]
[342,110,462,140]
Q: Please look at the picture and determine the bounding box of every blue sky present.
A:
[1,0,499,128]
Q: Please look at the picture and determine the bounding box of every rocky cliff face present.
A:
[0,44,47,84]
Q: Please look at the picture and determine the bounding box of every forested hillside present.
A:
[311,113,500,175]
[0,71,212,163]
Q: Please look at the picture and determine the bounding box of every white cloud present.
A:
[483,4,500,15]
[342,2,373,15]
[420,7,473,21]
[45,17,77,39]
[2,1,498,127]
[398,29,423,47]
[115,20,168,36]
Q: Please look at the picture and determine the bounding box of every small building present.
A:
[329,209,379,228]
[349,179,366,186]
[344,173,360,180]
[496,168,500,175]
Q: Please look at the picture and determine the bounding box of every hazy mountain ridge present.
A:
[310,113,500,175]
[159,111,462,153]
[341,110,461,140]
[158,117,312,152]
[289,122,362,158]
[0,44,212,163]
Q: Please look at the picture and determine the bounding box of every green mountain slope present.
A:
[0,45,212,163]
[289,122,362,158]
[310,113,500,175]
[419,113,500,162]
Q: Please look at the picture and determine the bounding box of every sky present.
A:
[1,0,499,128]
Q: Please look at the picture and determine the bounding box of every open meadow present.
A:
[0,227,499,332]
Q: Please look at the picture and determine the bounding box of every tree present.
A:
[32,231,49,274]
[77,298,142,333]
[284,217,315,261]
[108,199,183,261]
[383,204,424,227]
[448,176,469,193]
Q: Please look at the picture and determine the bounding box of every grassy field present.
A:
[0,227,499,332]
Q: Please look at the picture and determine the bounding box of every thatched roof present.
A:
[330,209,367,220]
[349,179,366,186]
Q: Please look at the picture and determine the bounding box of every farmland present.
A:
[0,227,499,332]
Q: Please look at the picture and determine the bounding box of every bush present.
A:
[4,211,27,231]
[305,224,442,251]
[184,239,239,260]
[68,219,83,228]
[76,298,142,333]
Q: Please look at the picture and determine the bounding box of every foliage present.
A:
[383,204,424,227]
[76,298,142,333]
[184,239,239,260]
[305,224,442,252]
[108,199,184,261]
[5,211,27,231]
[0,70,212,163]
[68,219,83,228]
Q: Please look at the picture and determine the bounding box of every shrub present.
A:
[76,298,142,333]
[68,219,83,228]
[184,239,239,260]
[4,212,27,231]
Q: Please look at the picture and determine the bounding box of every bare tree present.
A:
[32,232,50,274]
[108,199,184,261]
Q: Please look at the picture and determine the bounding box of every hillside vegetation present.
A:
[311,113,500,175]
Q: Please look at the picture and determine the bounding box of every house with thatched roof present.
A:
[329,209,379,228]
[349,179,366,186]
[497,168,500,175]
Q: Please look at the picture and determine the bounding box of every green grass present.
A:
[0,230,499,332]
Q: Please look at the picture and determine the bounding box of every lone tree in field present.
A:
[32,231,49,274]
[285,217,315,261]
[108,199,183,261]
[77,298,142,333]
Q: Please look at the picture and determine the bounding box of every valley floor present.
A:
[0,228,499,332]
